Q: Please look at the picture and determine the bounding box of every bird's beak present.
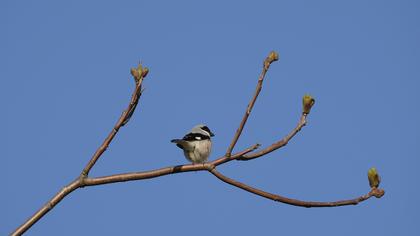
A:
[210,132,215,137]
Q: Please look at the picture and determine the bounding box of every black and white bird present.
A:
[171,124,215,164]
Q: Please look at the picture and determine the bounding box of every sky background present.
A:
[2,0,419,235]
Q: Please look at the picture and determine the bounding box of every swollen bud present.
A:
[130,68,139,78]
[267,51,279,63]
[302,94,315,114]
[130,63,149,83]
[141,67,149,78]
[368,167,381,188]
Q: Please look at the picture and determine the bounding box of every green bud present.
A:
[130,68,139,78]
[130,63,149,82]
[368,167,381,188]
[302,94,315,114]
[267,51,279,63]
[141,67,149,78]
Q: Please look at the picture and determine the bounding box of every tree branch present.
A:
[209,168,385,207]
[225,51,279,157]
[12,52,384,235]
[238,113,307,160]
[12,179,82,236]
[12,64,149,236]
[81,65,148,177]
[15,138,381,236]
[83,144,259,186]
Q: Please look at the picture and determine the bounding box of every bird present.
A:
[171,124,215,164]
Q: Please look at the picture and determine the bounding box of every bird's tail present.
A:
[171,139,185,149]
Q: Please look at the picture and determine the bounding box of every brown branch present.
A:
[81,65,148,177]
[82,144,258,186]
[11,145,257,236]
[12,64,149,236]
[225,51,279,157]
[238,113,307,160]
[209,168,385,207]
[12,52,384,235]
[15,139,382,236]
[12,179,81,236]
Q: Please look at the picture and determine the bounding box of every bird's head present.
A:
[191,124,215,138]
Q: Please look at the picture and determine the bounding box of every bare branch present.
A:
[83,144,260,186]
[11,144,257,236]
[15,138,382,236]
[238,114,307,160]
[12,53,384,235]
[209,168,385,208]
[12,64,149,236]
[81,64,148,177]
[211,143,260,166]
[12,179,81,236]
[225,51,279,157]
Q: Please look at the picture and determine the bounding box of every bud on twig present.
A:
[130,68,139,78]
[302,94,315,114]
[267,51,279,63]
[130,63,149,83]
[141,67,149,77]
[264,51,279,68]
[367,167,381,188]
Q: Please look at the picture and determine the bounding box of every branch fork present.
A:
[12,52,384,236]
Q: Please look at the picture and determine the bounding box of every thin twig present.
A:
[15,139,382,235]
[238,114,307,160]
[12,65,148,236]
[209,168,384,207]
[225,51,279,157]
[212,143,260,166]
[12,53,385,236]
[81,69,147,177]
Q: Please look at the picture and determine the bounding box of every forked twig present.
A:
[81,65,148,177]
[12,64,149,236]
[12,52,384,236]
[225,51,279,157]
[239,114,307,160]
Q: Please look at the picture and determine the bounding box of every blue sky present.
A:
[2,0,419,235]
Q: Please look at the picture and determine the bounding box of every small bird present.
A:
[171,124,215,164]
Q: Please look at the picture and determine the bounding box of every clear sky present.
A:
[2,0,419,235]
